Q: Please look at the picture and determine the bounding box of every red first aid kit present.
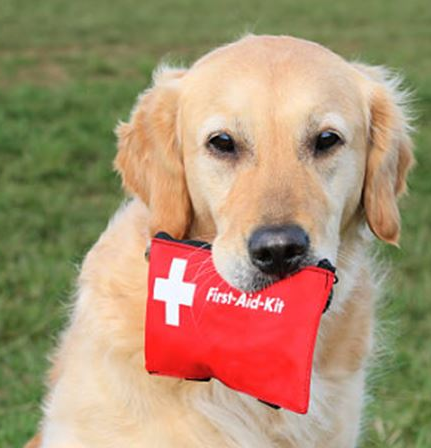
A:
[145,232,336,413]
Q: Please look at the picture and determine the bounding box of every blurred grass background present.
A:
[0,0,430,446]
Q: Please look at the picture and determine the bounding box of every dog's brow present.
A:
[321,113,350,139]
[197,115,228,145]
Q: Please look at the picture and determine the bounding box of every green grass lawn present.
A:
[0,0,430,446]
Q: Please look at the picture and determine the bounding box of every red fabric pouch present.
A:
[145,232,336,413]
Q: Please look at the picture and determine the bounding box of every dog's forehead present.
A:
[193,35,344,69]
[182,36,362,118]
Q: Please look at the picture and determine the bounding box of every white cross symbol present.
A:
[153,258,196,326]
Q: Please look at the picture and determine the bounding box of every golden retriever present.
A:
[27,35,414,448]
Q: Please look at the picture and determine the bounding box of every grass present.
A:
[0,0,430,446]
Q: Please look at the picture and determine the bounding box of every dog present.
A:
[27,35,414,447]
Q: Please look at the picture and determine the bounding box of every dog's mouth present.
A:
[220,251,322,293]
[151,232,334,293]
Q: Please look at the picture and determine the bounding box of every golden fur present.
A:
[27,35,413,448]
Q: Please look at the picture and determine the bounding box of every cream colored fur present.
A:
[27,35,413,448]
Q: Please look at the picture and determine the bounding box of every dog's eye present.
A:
[314,131,341,153]
[208,133,236,154]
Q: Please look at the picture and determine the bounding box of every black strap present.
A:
[258,399,281,410]
[154,232,212,250]
[317,259,338,314]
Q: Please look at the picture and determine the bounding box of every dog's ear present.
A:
[355,64,414,245]
[114,66,191,238]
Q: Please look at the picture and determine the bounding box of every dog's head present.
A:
[115,35,413,291]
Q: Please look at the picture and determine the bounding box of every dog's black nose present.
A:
[248,225,309,276]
